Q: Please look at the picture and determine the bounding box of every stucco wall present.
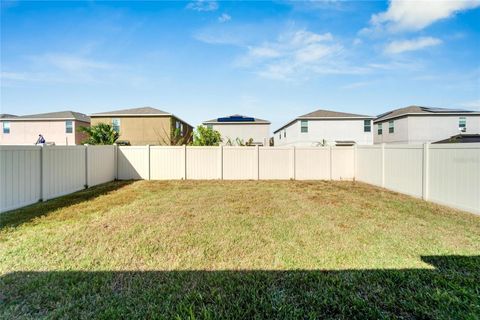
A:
[373,117,409,144]
[0,120,88,145]
[209,123,270,146]
[91,116,192,145]
[275,119,373,146]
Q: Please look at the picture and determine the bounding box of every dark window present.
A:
[112,119,120,133]
[364,120,371,132]
[301,120,308,133]
[377,123,382,135]
[388,120,394,134]
[459,117,466,132]
[3,121,10,134]
[65,121,73,133]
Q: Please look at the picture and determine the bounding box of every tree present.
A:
[79,123,119,145]
[192,125,222,146]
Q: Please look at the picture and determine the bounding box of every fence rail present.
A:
[1,143,479,214]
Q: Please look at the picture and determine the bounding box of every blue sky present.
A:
[1,0,479,130]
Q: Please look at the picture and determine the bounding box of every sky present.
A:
[1,0,480,131]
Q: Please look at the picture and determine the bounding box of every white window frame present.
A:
[112,119,120,133]
[459,117,466,132]
[364,120,371,132]
[65,120,73,134]
[388,120,394,134]
[3,121,10,134]
[300,120,308,133]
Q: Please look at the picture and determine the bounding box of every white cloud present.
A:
[38,54,113,72]
[186,0,218,12]
[218,13,231,23]
[235,30,370,80]
[367,0,480,33]
[384,37,442,54]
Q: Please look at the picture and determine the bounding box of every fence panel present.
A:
[356,145,382,186]
[428,144,480,214]
[223,147,257,180]
[42,146,86,200]
[331,147,354,180]
[118,146,148,180]
[0,146,42,212]
[295,148,330,180]
[87,145,116,186]
[186,147,220,180]
[150,146,184,180]
[383,145,424,198]
[259,147,291,180]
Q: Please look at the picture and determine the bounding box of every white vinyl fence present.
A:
[0,145,115,212]
[1,143,479,215]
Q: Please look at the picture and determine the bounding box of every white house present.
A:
[274,109,374,146]
[203,115,270,146]
[374,106,480,144]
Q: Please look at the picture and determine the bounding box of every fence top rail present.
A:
[0,145,42,151]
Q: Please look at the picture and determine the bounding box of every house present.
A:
[202,115,270,146]
[0,111,90,145]
[274,109,374,146]
[90,107,193,145]
[374,106,480,144]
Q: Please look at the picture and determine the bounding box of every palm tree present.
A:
[79,123,119,145]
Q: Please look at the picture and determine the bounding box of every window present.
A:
[364,120,371,132]
[377,123,382,135]
[206,124,213,129]
[459,117,466,132]
[3,121,10,134]
[65,120,73,134]
[284,130,286,138]
[112,119,120,133]
[388,120,394,134]
[301,120,308,133]
[279,133,281,140]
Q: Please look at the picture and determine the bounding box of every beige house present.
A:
[203,115,271,146]
[90,107,193,145]
[0,111,90,145]
[374,106,480,144]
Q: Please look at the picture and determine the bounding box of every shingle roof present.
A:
[203,114,270,124]
[4,111,89,122]
[91,107,170,116]
[374,106,478,123]
[274,108,374,133]
[299,109,373,118]
[0,114,18,119]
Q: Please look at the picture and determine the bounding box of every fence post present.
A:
[290,146,296,180]
[40,145,47,201]
[381,143,386,188]
[84,144,89,188]
[183,144,187,180]
[422,143,429,200]
[353,144,357,181]
[113,144,118,180]
[147,145,151,180]
[255,145,260,180]
[218,145,223,180]
[329,146,333,180]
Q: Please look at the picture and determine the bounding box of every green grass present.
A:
[1,180,479,319]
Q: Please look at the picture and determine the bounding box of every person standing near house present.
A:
[35,134,45,145]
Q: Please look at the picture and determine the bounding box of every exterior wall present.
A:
[209,123,270,146]
[374,115,480,144]
[373,117,409,144]
[0,120,88,145]
[91,116,192,145]
[275,119,373,146]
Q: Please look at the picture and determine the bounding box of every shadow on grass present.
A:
[0,181,134,230]
[1,255,478,318]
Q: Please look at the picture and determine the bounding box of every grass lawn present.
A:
[1,180,479,319]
